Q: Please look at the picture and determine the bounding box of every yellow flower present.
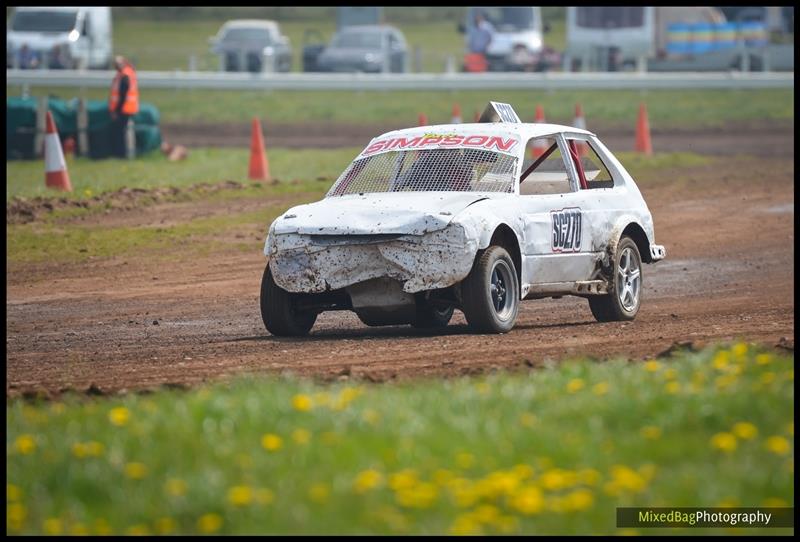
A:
[494,515,520,534]
[509,485,544,515]
[716,498,739,507]
[456,452,475,470]
[70,523,89,535]
[72,442,88,458]
[592,382,609,395]
[564,488,594,511]
[124,462,148,480]
[732,422,758,440]
[476,382,491,395]
[762,497,787,507]
[644,360,661,372]
[227,485,253,507]
[760,372,776,384]
[765,436,791,455]
[389,469,419,491]
[539,468,577,491]
[86,441,105,456]
[197,513,223,534]
[519,412,537,427]
[664,381,681,394]
[605,465,647,494]
[255,488,275,505]
[353,469,383,493]
[640,426,662,440]
[567,378,585,393]
[7,483,21,502]
[261,433,283,451]
[154,517,176,535]
[662,368,678,380]
[433,469,455,486]
[472,504,500,524]
[710,432,737,453]
[292,394,313,412]
[43,517,63,535]
[362,409,381,425]
[292,428,311,445]
[755,353,772,365]
[731,342,748,358]
[93,518,113,535]
[578,468,601,486]
[83,188,93,197]
[108,406,131,427]
[712,351,730,370]
[449,514,482,535]
[395,482,438,509]
[127,524,150,535]
[14,434,36,455]
[715,374,738,389]
[7,503,26,530]
[165,478,187,497]
[309,483,330,504]
[511,464,534,481]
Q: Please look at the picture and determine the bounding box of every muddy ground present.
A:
[6,127,795,397]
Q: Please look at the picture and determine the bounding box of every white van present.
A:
[460,7,549,71]
[7,6,113,70]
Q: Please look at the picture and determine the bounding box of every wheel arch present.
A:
[621,222,652,263]
[487,223,523,293]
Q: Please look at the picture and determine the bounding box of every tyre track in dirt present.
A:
[6,142,794,397]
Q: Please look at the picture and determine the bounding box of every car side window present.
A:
[519,136,574,195]
[566,138,616,189]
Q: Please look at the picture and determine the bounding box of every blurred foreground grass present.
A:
[8,87,794,127]
[6,343,794,535]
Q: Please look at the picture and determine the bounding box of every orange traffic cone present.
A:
[451,103,462,124]
[635,102,653,156]
[573,103,588,156]
[44,111,72,192]
[418,112,427,126]
[248,117,270,181]
[531,105,548,158]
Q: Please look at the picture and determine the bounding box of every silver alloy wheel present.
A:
[616,246,641,312]
[490,259,515,320]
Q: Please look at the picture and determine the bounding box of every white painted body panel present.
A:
[264,120,664,305]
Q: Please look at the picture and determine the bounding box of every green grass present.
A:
[6,343,794,535]
[9,86,793,128]
[6,147,358,201]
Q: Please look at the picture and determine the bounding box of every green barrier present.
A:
[6,96,161,160]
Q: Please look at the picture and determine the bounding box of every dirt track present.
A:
[6,132,795,397]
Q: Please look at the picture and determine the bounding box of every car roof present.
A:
[374,122,595,141]
[221,20,279,31]
[338,24,399,34]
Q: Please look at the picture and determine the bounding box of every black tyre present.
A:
[260,263,316,337]
[589,236,642,322]
[412,300,454,329]
[461,246,520,333]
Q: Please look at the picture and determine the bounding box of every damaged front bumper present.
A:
[265,223,478,294]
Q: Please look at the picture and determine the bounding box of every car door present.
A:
[518,133,597,286]
[562,133,624,264]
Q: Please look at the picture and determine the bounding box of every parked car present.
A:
[7,6,113,69]
[315,25,408,73]
[209,20,291,73]
[260,102,666,336]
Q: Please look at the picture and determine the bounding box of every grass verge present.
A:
[8,87,794,127]
[6,343,794,535]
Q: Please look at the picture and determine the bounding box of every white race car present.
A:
[261,102,665,336]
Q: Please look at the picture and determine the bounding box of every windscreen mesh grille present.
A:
[327,149,518,197]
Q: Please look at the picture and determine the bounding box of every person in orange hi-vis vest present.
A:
[108,55,139,158]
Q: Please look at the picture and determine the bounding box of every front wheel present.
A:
[589,236,642,322]
[461,246,520,333]
[260,263,317,336]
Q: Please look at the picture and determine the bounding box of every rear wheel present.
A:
[260,263,316,336]
[589,236,642,322]
[461,246,520,333]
